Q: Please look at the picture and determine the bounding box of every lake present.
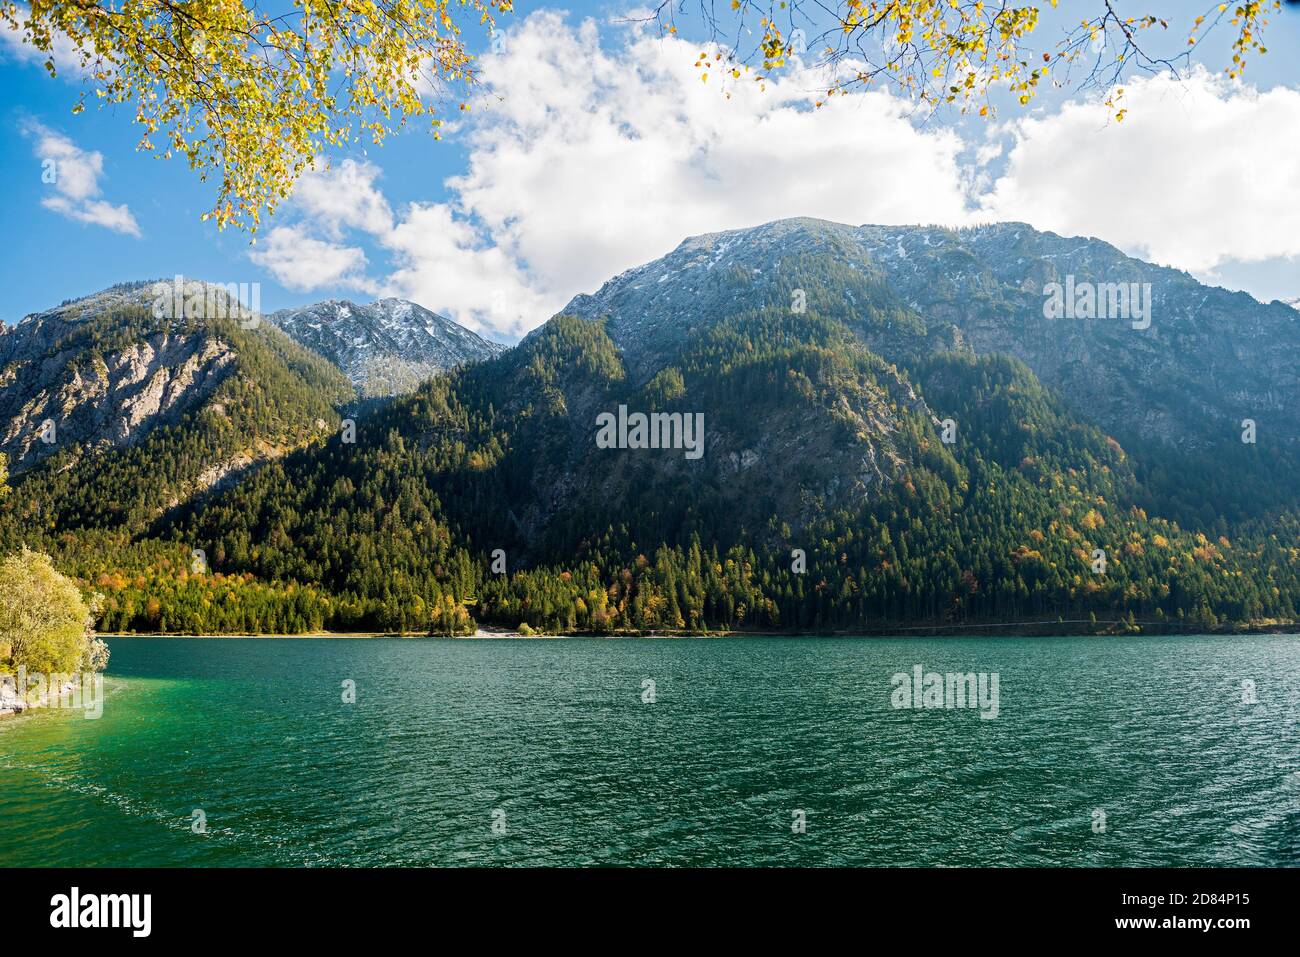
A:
[1,635,1297,866]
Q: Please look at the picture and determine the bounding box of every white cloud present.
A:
[1,8,88,77]
[255,14,1300,338]
[249,226,375,293]
[403,12,972,336]
[41,196,140,235]
[293,158,394,239]
[383,203,554,336]
[247,161,390,295]
[34,129,100,200]
[979,69,1300,273]
[24,122,140,237]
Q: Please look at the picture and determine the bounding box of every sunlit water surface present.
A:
[1,635,1297,866]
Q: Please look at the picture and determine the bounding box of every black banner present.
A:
[2,867,1292,942]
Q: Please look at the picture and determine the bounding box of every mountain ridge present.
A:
[0,277,353,527]
[1,222,1297,636]
[269,296,505,397]
[560,216,1299,528]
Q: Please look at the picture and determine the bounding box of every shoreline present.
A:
[0,677,84,718]
[95,619,1300,640]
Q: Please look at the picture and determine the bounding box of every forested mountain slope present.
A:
[2,223,1296,636]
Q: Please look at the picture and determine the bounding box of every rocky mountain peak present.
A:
[557,217,1298,454]
[269,297,505,396]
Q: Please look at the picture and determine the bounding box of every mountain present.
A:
[0,279,353,530]
[1,282,237,477]
[269,298,505,396]
[3,223,1297,636]
[163,220,1298,634]
[563,217,1300,525]
[564,218,1299,450]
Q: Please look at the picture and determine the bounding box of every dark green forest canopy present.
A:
[2,295,1295,636]
[4,221,1298,637]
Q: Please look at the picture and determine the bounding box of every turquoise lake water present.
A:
[1,635,1297,866]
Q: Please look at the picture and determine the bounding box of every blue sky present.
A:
[3,1,1299,341]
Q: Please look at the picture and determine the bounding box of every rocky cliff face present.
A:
[269,298,505,396]
[0,326,236,475]
[0,282,242,475]
[0,280,353,526]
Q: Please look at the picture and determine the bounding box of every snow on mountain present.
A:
[270,298,506,396]
[558,217,1300,452]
